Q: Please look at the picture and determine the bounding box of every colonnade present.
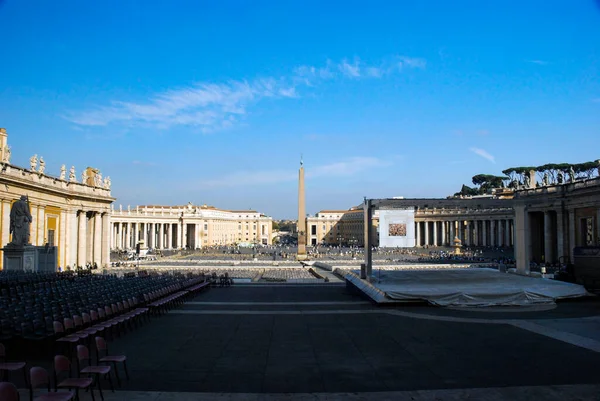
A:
[71,210,110,268]
[414,219,514,247]
[111,220,206,250]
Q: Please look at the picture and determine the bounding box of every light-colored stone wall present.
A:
[0,130,114,269]
[110,203,273,250]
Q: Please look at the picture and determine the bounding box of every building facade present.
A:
[0,128,115,269]
[306,206,515,248]
[110,203,273,250]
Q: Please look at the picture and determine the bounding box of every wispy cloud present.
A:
[197,157,391,188]
[65,78,297,132]
[64,55,426,132]
[469,147,496,164]
[526,59,548,65]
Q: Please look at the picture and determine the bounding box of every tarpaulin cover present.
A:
[340,267,589,307]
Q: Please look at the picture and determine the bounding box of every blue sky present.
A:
[1,0,599,218]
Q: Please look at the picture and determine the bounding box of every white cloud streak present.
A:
[197,157,391,188]
[469,147,496,164]
[66,55,425,131]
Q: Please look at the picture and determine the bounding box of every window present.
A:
[311,225,317,235]
[47,230,55,246]
[204,224,208,230]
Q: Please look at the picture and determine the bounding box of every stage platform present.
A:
[337,267,591,307]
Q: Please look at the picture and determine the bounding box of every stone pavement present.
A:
[19,284,600,400]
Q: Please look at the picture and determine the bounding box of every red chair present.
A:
[94,336,129,386]
[30,366,74,401]
[76,345,114,397]
[54,355,95,401]
[0,381,19,401]
[0,342,27,386]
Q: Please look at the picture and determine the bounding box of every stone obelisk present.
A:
[297,157,307,260]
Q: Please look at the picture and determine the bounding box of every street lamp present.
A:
[337,235,343,247]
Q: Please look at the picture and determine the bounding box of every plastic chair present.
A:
[30,366,74,401]
[0,342,27,385]
[94,336,129,386]
[76,345,114,396]
[54,355,95,401]
[0,381,19,401]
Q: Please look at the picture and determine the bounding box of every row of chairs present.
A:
[0,272,204,341]
[0,336,127,401]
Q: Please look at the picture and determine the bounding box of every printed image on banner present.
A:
[388,223,407,237]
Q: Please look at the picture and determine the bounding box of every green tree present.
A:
[574,161,598,179]
[471,174,509,194]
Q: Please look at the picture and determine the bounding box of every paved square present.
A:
[103,285,600,394]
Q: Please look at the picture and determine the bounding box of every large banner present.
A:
[379,209,415,247]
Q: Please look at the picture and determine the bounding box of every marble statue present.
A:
[569,166,576,182]
[557,171,564,185]
[81,171,87,184]
[103,176,111,189]
[59,164,66,180]
[8,195,32,247]
[95,172,102,187]
[524,174,531,188]
[542,172,549,186]
[119,204,122,212]
[2,146,11,163]
[30,154,38,171]
[38,157,45,174]
[69,166,76,182]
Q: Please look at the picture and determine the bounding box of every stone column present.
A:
[544,211,553,264]
[182,222,188,249]
[415,222,421,247]
[490,220,496,247]
[133,222,139,247]
[449,221,455,240]
[93,212,102,267]
[126,222,131,249]
[36,206,45,245]
[158,223,164,249]
[150,223,155,248]
[77,211,87,267]
[514,205,530,275]
[176,223,182,249]
[59,209,67,268]
[1,201,11,249]
[167,223,173,249]
[504,220,510,247]
[597,208,600,246]
[441,221,446,246]
[424,221,429,246]
[556,211,564,262]
[482,221,487,247]
[140,222,147,245]
[119,222,127,249]
[101,213,110,267]
[433,221,438,246]
[465,221,471,246]
[67,210,78,269]
[568,209,576,264]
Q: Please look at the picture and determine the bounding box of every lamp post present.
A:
[337,235,343,248]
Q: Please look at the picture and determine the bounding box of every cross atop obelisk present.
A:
[297,156,307,260]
